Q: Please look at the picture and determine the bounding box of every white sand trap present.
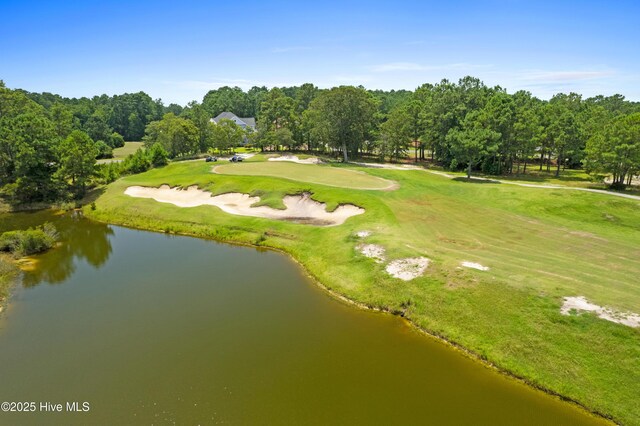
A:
[461,261,490,271]
[124,185,364,226]
[268,155,322,164]
[386,257,430,281]
[357,244,386,263]
[355,230,371,238]
[560,296,640,328]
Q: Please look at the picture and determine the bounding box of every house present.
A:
[210,112,256,131]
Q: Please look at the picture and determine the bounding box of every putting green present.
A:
[213,161,396,190]
[87,159,640,424]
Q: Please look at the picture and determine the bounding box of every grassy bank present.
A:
[97,141,144,164]
[87,155,640,424]
[0,255,19,311]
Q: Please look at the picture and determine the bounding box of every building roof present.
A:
[211,112,256,130]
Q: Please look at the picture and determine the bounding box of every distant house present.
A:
[211,112,256,131]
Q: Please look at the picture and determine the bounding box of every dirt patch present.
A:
[461,261,489,271]
[385,257,430,281]
[560,296,640,328]
[124,185,364,226]
[355,230,371,238]
[268,155,322,164]
[357,244,386,263]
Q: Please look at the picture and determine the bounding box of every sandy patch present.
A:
[386,257,430,281]
[124,185,364,226]
[461,261,489,271]
[357,244,386,263]
[355,230,371,238]
[268,155,322,164]
[560,296,640,328]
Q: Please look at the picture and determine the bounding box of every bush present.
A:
[481,157,501,175]
[0,223,58,257]
[96,162,122,184]
[108,132,125,148]
[149,143,169,167]
[122,149,152,174]
[95,140,114,159]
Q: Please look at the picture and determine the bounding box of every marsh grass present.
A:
[0,255,18,306]
[87,155,640,424]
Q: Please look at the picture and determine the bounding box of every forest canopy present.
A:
[1,77,639,206]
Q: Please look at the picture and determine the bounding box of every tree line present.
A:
[2,76,639,207]
[0,81,170,204]
[20,88,183,144]
[183,78,639,185]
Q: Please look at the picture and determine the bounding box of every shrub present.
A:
[95,140,114,159]
[122,149,152,174]
[108,132,125,148]
[0,223,58,257]
[149,143,169,167]
[96,162,122,184]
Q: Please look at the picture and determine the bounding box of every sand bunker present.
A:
[386,257,430,281]
[461,261,490,271]
[124,185,364,226]
[357,244,386,263]
[268,155,322,164]
[560,296,640,328]
[355,230,371,238]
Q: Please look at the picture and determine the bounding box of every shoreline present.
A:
[0,255,20,317]
[82,212,615,425]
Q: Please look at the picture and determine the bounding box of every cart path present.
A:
[424,170,640,201]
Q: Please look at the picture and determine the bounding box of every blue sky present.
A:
[1,0,638,104]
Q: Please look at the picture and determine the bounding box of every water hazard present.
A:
[0,212,607,424]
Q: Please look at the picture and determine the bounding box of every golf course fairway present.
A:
[87,156,640,424]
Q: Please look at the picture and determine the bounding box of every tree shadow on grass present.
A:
[452,177,501,184]
[82,186,107,205]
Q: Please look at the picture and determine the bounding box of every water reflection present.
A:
[0,210,113,286]
[0,224,607,425]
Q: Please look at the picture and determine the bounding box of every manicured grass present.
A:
[97,142,143,164]
[87,155,640,424]
[486,169,604,187]
[215,161,395,190]
[114,141,144,158]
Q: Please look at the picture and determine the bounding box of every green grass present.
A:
[87,155,640,425]
[215,161,395,190]
[97,142,143,164]
[0,255,18,308]
[432,164,640,195]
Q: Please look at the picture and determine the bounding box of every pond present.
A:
[0,212,607,424]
